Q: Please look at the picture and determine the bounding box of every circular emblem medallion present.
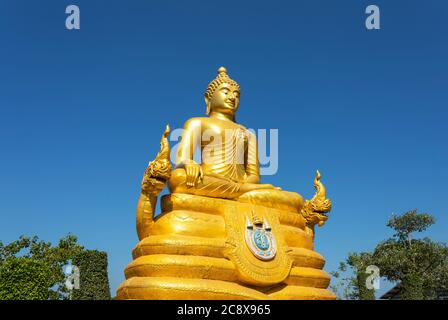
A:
[245,216,277,261]
[253,230,270,251]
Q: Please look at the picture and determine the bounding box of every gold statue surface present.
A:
[169,67,303,214]
[117,67,334,300]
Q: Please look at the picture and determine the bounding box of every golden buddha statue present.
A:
[169,67,304,214]
[117,67,334,300]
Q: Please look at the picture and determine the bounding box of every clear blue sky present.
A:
[0,0,447,298]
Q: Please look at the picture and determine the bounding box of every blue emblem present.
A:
[253,230,270,250]
[245,214,277,261]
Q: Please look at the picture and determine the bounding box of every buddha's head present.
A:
[204,67,241,118]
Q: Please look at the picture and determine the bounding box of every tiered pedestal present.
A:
[117,193,335,300]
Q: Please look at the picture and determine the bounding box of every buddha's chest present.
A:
[199,127,248,167]
[199,125,248,149]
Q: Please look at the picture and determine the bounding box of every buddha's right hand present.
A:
[184,163,203,187]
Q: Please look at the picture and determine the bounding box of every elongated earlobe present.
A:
[205,97,210,115]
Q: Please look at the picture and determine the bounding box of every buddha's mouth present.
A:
[226,100,235,108]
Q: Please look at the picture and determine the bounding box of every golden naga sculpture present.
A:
[117,67,334,300]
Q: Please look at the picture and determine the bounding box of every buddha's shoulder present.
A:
[182,117,248,130]
[182,117,209,128]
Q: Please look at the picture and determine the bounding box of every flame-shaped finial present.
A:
[300,169,332,238]
[313,170,326,201]
[310,169,331,213]
[156,124,171,161]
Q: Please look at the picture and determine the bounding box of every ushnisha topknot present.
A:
[204,67,241,114]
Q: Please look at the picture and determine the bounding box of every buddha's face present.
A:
[207,83,240,116]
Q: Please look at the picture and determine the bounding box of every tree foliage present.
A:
[0,257,52,300]
[373,210,448,299]
[72,250,111,300]
[386,211,435,241]
[331,210,448,300]
[0,235,111,300]
[330,253,375,300]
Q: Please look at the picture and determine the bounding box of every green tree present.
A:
[330,262,352,300]
[72,250,111,300]
[330,253,375,300]
[333,210,448,300]
[373,210,448,299]
[0,235,110,300]
[347,252,376,300]
[0,257,52,300]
